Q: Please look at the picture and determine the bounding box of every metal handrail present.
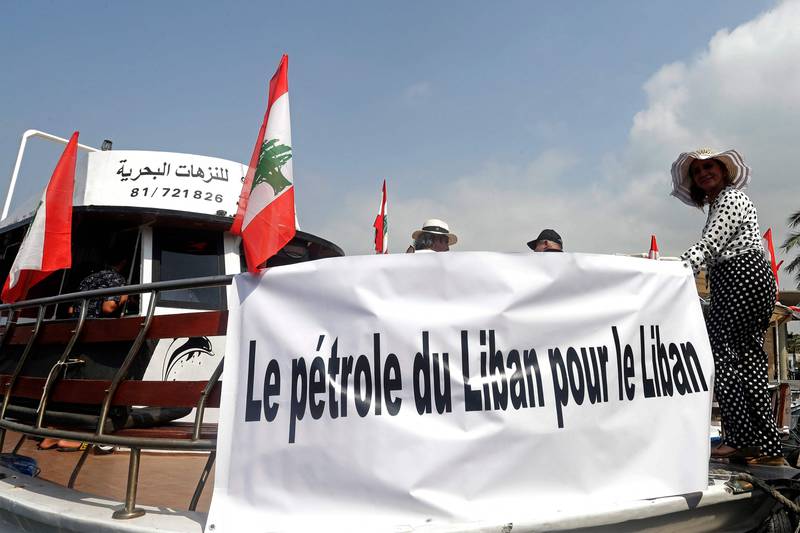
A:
[35,299,88,428]
[0,306,44,419]
[0,273,237,518]
[0,309,17,350]
[193,358,224,441]
[0,274,235,311]
[95,292,158,436]
[0,306,43,451]
[190,451,216,511]
[0,420,215,451]
[2,129,99,221]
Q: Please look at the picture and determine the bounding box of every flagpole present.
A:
[373,179,388,254]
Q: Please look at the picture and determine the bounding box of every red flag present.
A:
[648,235,659,260]
[373,180,388,254]
[763,228,783,288]
[2,132,78,303]
[231,54,296,273]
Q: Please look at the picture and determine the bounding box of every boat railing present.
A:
[2,129,99,222]
[0,274,234,519]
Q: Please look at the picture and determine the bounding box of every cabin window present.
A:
[0,219,142,318]
[153,229,225,310]
[67,225,142,317]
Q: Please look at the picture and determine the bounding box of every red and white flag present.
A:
[231,54,296,273]
[373,180,388,254]
[2,132,78,303]
[763,228,783,288]
[648,235,659,260]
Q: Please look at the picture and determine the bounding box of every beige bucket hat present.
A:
[670,147,751,206]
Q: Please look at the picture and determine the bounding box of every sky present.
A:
[2,1,799,283]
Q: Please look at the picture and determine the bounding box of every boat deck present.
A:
[1,431,214,513]
[2,429,800,532]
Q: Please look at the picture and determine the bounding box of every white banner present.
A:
[81,150,246,217]
[209,252,714,533]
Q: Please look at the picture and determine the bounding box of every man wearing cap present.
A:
[407,219,457,253]
[528,229,563,252]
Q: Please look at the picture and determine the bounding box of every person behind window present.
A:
[69,253,129,318]
[407,219,457,253]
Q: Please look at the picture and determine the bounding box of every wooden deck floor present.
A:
[1,431,214,512]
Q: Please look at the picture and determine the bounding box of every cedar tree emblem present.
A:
[252,138,292,195]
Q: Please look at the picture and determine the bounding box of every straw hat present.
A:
[411,218,458,245]
[670,148,751,206]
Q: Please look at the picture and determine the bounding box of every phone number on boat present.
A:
[129,187,224,203]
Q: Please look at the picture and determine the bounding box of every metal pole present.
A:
[2,130,98,221]
[68,446,93,489]
[1,131,32,221]
[35,300,88,428]
[51,270,68,319]
[11,434,26,454]
[193,358,223,440]
[96,292,157,436]
[112,448,145,519]
[1,305,45,419]
[189,451,216,511]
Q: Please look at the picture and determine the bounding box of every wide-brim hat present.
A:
[411,218,458,245]
[670,148,751,206]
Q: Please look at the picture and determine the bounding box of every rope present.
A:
[731,472,800,516]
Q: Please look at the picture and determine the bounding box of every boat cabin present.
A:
[0,130,342,382]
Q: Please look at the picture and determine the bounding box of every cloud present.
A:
[621,0,800,264]
[319,149,585,255]
[315,0,800,274]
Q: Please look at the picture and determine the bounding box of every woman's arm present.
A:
[681,189,749,274]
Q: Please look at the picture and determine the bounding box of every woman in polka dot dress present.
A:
[670,148,783,465]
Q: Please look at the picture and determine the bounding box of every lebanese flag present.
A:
[2,132,78,303]
[763,228,783,288]
[231,54,296,273]
[373,180,388,254]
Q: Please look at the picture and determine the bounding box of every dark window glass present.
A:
[153,229,224,310]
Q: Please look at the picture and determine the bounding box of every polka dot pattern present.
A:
[707,251,780,457]
[681,186,764,276]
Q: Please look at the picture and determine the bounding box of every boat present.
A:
[0,129,799,532]
[0,130,341,530]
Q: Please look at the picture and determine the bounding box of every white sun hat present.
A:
[670,147,751,206]
[411,218,458,245]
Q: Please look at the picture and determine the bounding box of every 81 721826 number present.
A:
[130,187,223,203]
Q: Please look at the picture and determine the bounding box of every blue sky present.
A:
[3,1,798,270]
